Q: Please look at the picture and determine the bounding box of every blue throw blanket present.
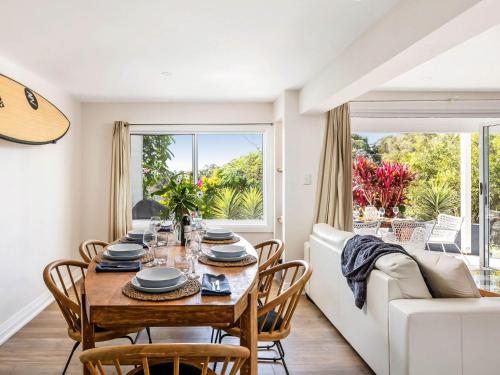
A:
[341,235,410,309]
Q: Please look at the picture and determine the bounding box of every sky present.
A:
[168,133,262,172]
[355,132,390,145]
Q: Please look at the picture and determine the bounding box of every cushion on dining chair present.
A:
[127,361,207,375]
[75,318,110,333]
[257,310,284,332]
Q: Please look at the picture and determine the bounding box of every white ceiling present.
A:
[381,23,500,92]
[0,0,399,102]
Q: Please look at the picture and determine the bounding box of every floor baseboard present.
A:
[0,291,55,346]
[0,273,82,346]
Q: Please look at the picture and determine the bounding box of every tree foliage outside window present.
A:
[142,135,174,198]
[352,133,481,222]
[140,136,264,220]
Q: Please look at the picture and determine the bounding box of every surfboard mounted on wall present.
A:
[0,74,70,145]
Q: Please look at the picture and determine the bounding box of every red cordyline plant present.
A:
[352,155,415,217]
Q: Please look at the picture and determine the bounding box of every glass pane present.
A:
[130,134,193,220]
[488,125,500,263]
[198,133,264,220]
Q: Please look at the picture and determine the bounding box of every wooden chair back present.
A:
[79,343,250,375]
[257,260,312,335]
[79,240,109,263]
[254,239,284,272]
[43,259,87,334]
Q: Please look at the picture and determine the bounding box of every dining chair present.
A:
[43,259,151,374]
[353,220,381,236]
[215,260,312,375]
[384,220,435,252]
[79,239,109,263]
[209,239,285,344]
[255,239,285,272]
[79,343,250,375]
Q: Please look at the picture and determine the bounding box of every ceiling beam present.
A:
[299,0,500,114]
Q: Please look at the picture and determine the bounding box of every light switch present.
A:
[304,173,312,185]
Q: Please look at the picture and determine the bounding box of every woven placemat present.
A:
[202,235,240,245]
[198,254,257,267]
[95,251,154,265]
[122,279,201,301]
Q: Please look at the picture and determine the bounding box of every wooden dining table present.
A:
[80,236,259,375]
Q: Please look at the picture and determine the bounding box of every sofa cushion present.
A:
[312,223,354,250]
[375,253,432,299]
[407,250,480,298]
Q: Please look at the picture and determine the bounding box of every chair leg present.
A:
[146,327,152,344]
[441,243,447,254]
[123,335,134,344]
[455,243,471,266]
[258,340,289,375]
[62,341,80,375]
[210,328,215,343]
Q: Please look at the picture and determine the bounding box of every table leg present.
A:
[240,285,258,375]
[80,283,95,375]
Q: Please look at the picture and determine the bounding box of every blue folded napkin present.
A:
[201,273,231,296]
[96,261,141,273]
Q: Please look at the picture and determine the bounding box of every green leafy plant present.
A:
[241,187,263,219]
[415,180,458,221]
[155,173,203,221]
[212,188,243,219]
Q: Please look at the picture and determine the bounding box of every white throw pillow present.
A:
[375,253,432,299]
[407,250,480,298]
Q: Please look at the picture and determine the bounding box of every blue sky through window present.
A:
[167,133,262,173]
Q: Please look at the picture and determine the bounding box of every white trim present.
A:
[0,291,54,346]
[129,123,274,233]
[460,133,472,253]
[0,273,82,346]
[351,117,488,133]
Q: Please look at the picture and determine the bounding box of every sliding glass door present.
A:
[480,124,500,268]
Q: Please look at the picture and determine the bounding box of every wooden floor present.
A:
[0,295,373,375]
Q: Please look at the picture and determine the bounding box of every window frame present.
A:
[129,124,274,233]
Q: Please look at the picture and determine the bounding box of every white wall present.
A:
[0,56,82,344]
[280,91,325,261]
[80,102,274,246]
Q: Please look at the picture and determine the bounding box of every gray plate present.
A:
[131,274,188,293]
[202,249,248,262]
[203,234,235,241]
[102,249,145,261]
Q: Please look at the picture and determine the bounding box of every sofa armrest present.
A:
[389,298,500,375]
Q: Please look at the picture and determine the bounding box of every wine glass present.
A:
[188,234,201,279]
[353,205,360,221]
[149,216,161,233]
[142,229,157,267]
[392,206,399,218]
[378,207,385,219]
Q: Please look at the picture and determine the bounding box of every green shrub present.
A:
[241,188,263,219]
[212,188,243,219]
[415,181,458,221]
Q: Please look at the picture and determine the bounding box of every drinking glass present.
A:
[149,216,162,233]
[188,233,201,279]
[142,229,158,267]
[378,207,385,219]
[353,206,360,221]
[392,206,399,218]
[175,255,190,275]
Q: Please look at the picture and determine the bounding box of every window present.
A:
[130,124,273,231]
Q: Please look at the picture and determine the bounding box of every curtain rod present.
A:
[350,98,500,103]
[127,122,273,126]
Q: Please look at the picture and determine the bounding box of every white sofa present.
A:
[304,223,500,375]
